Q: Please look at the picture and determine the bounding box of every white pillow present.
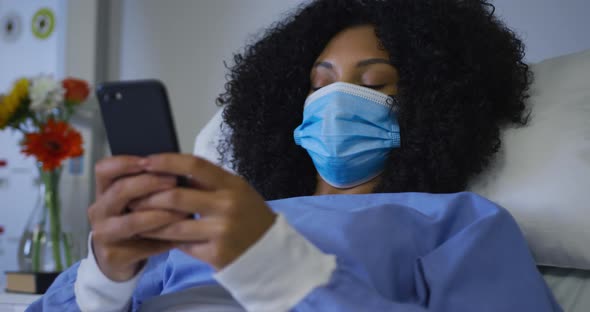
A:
[194,108,229,167]
[194,49,590,270]
[469,49,590,270]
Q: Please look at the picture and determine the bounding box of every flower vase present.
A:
[17,165,73,272]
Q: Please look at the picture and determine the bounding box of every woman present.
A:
[30,0,560,311]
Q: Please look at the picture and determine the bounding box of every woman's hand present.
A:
[88,156,188,282]
[131,154,277,271]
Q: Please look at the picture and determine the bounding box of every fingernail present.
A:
[138,158,149,167]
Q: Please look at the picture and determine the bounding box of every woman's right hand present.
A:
[88,156,187,282]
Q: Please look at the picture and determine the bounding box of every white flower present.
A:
[29,75,65,113]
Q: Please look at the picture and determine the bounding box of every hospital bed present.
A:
[193,49,590,311]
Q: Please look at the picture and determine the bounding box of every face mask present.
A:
[293,82,401,188]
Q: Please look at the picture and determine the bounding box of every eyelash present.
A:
[312,84,386,92]
[363,84,387,90]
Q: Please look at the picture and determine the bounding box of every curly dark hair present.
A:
[217,0,532,200]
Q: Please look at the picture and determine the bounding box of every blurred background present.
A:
[0,0,589,285]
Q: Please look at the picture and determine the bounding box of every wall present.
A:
[115,0,590,152]
[493,0,590,63]
[116,0,306,153]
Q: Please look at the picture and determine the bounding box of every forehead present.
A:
[316,25,389,61]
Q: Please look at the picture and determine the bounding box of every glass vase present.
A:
[17,165,73,272]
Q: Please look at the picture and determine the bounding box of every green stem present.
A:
[31,226,42,271]
[63,233,72,267]
[30,166,73,272]
[42,169,71,271]
[64,104,74,120]
[44,169,63,272]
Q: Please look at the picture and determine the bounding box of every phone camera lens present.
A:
[115,92,123,100]
[103,94,111,102]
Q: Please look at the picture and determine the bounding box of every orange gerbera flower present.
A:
[22,119,84,171]
[62,78,90,104]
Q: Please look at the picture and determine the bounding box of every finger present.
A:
[126,239,181,263]
[129,188,218,216]
[138,219,218,242]
[103,239,181,267]
[98,174,177,217]
[95,156,146,196]
[144,154,234,190]
[93,210,189,243]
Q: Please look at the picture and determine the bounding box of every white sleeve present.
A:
[74,233,146,312]
[214,214,337,312]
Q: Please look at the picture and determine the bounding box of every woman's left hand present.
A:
[131,154,277,271]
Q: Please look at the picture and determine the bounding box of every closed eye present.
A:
[361,84,387,90]
[312,84,386,92]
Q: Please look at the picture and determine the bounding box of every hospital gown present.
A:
[28,192,561,311]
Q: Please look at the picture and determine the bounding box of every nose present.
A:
[334,72,360,86]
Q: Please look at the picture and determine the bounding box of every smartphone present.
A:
[96,79,189,186]
[96,79,181,156]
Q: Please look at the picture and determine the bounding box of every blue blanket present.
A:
[29,192,561,311]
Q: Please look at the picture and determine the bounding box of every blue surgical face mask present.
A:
[293,82,401,188]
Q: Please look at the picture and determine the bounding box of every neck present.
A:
[314,174,380,195]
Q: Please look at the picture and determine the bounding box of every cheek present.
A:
[311,76,335,89]
[380,85,398,96]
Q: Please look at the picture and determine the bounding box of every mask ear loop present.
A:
[386,95,401,113]
[386,95,402,148]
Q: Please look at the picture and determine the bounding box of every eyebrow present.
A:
[313,61,333,69]
[356,58,391,67]
[313,58,392,69]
